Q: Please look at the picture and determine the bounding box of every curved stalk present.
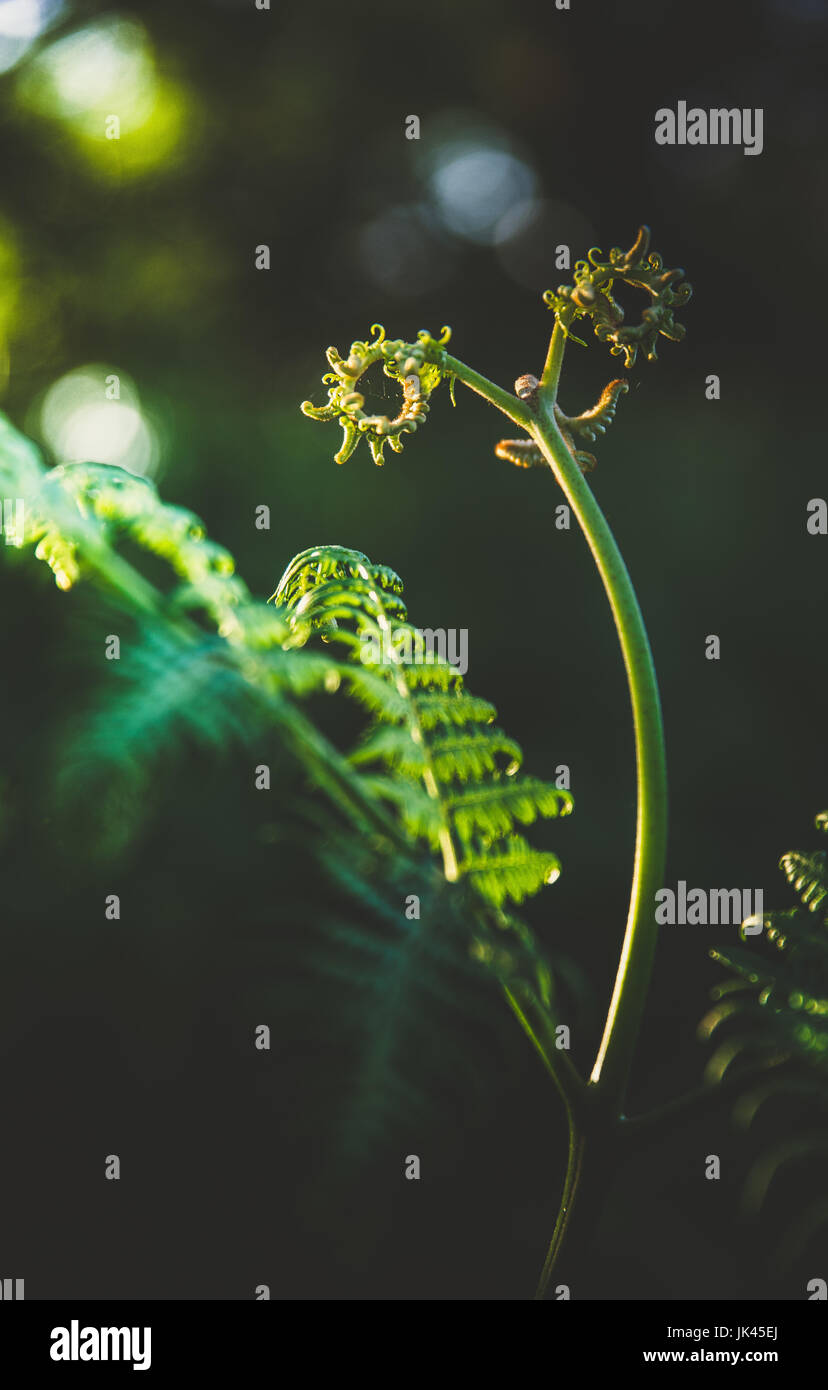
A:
[529,377,667,1110]
[503,985,586,1119]
[447,328,668,1293]
[447,338,667,1113]
[538,322,567,403]
[534,1126,587,1300]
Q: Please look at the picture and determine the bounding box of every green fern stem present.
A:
[502,985,587,1118]
[534,1126,588,1298]
[538,319,567,404]
[442,354,534,432]
[445,330,668,1293]
[531,325,668,1110]
[445,335,667,1111]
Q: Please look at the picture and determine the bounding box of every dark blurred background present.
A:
[0,0,826,1299]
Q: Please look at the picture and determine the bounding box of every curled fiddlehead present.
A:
[542,224,692,368]
[497,228,690,479]
[301,323,452,465]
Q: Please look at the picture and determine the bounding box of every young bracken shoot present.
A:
[8,224,827,1293]
[302,226,692,1295]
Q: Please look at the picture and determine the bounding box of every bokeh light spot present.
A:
[0,0,63,73]
[429,146,538,246]
[19,17,155,124]
[38,365,159,477]
[15,15,192,175]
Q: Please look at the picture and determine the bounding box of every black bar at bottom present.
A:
[0,1298,823,1378]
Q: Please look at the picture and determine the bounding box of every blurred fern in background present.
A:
[701,813,828,1284]
[0,413,581,1168]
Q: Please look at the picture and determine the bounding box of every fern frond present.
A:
[299,836,524,1158]
[701,809,828,1280]
[1,413,569,936]
[704,814,828,1072]
[350,726,523,783]
[271,544,404,608]
[352,773,443,839]
[28,461,254,635]
[779,850,828,914]
[456,835,562,909]
[0,413,572,1132]
[0,424,408,857]
[446,779,571,840]
[262,798,519,1133]
[56,623,276,857]
[271,544,572,913]
[336,666,464,724]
